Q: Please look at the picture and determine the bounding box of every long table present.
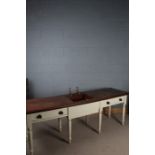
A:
[26,88,128,155]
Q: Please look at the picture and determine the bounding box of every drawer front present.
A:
[100,95,127,108]
[68,102,100,119]
[27,108,67,123]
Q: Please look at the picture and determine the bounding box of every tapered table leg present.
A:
[68,119,72,144]
[58,118,62,132]
[108,106,111,118]
[98,109,103,134]
[85,115,89,125]
[28,124,33,155]
[122,103,126,126]
[26,125,28,142]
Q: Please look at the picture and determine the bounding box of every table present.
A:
[27,88,128,155]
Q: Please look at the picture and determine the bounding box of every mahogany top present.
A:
[26,88,128,114]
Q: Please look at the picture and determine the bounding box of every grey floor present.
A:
[27,114,129,155]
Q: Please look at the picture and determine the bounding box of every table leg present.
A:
[85,115,89,125]
[108,106,111,118]
[26,124,28,142]
[58,118,62,132]
[28,124,33,155]
[122,103,126,125]
[68,119,72,144]
[98,109,102,134]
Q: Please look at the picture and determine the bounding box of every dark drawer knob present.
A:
[58,111,63,115]
[119,98,122,101]
[36,114,42,119]
[106,101,110,105]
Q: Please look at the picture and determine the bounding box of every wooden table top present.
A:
[26,88,128,114]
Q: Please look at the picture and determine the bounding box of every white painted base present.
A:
[27,95,127,153]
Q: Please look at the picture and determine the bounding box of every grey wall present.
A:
[26,0,129,98]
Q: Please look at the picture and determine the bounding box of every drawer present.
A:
[27,108,67,123]
[68,101,100,119]
[100,95,127,108]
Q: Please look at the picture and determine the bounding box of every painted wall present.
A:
[26,0,129,98]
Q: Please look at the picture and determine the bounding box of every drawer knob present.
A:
[106,101,110,105]
[119,98,122,101]
[58,111,63,115]
[36,114,42,119]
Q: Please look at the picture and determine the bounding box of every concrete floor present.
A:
[27,114,129,155]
